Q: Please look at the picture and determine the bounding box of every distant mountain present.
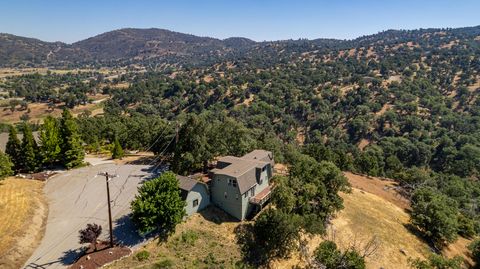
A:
[74,28,232,60]
[0,33,87,66]
[0,26,479,67]
[0,28,259,67]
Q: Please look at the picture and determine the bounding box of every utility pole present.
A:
[98,171,118,248]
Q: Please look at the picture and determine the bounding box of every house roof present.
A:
[177,175,199,192]
[212,150,273,194]
[242,150,274,163]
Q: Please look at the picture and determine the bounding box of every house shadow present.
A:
[198,206,239,224]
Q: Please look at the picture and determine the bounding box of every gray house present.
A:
[177,175,210,217]
[209,150,274,220]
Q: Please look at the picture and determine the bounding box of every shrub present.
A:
[181,230,199,245]
[313,240,365,269]
[135,250,150,261]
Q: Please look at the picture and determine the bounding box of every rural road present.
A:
[24,163,157,269]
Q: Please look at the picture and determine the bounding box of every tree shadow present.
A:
[59,248,84,265]
[234,223,269,267]
[403,223,439,253]
[113,214,154,247]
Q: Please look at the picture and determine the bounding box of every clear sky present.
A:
[1,0,479,43]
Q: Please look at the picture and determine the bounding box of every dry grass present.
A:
[0,100,104,124]
[357,139,370,150]
[0,68,110,78]
[330,189,430,268]
[0,177,47,269]
[105,207,242,269]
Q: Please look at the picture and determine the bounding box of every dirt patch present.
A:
[376,103,392,116]
[0,100,104,124]
[344,172,410,210]
[358,139,370,150]
[70,242,131,269]
[0,177,48,269]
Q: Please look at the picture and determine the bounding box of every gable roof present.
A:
[177,175,199,192]
[211,150,274,194]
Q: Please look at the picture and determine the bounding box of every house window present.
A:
[232,180,237,187]
[193,199,199,207]
[224,192,227,199]
[250,187,255,197]
[236,194,239,200]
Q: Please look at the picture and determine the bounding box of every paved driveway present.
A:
[24,164,156,269]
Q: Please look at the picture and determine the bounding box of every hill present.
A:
[1,26,478,68]
[0,28,258,67]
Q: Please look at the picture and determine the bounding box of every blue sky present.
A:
[1,0,479,43]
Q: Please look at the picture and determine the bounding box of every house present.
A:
[177,175,210,217]
[209,150,274,220]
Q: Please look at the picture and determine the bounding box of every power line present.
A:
[28,121,180,264]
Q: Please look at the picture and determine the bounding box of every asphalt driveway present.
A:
[24,163,156,268]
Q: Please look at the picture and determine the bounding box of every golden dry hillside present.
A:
[0,178,47,269]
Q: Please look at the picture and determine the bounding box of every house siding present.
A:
[211,174,243,220]
[184,184,210,217]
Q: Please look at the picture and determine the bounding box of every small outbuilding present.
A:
[177,175,210,217]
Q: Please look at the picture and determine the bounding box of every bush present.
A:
[181,230,199,245]
[313,240,365,269]
[135,250,150,261]
[409,254,463,269]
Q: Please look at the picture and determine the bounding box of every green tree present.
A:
[111,137,124,159]
[0,150,13,179]
[5,126,22,172]
[21,123,39,172]
[272,154,350,234]
[410,187,459,249]
[468,239,480,267]
[236,209,302,266]
[39,116,61,167]
[409,254,463,269]
[60,109,84,169]
[313,240,366,269]
[131,171,186,235]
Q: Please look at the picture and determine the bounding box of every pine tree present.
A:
[21,123,39,173]
[60,109,84,169]
[5,125,22,172]
[39,116,61,167]
[0,150,13,179]
[111,137,124,159]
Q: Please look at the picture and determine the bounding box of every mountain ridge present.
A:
[0,26,479,67]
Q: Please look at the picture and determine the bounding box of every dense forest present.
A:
[1,26,480,267]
